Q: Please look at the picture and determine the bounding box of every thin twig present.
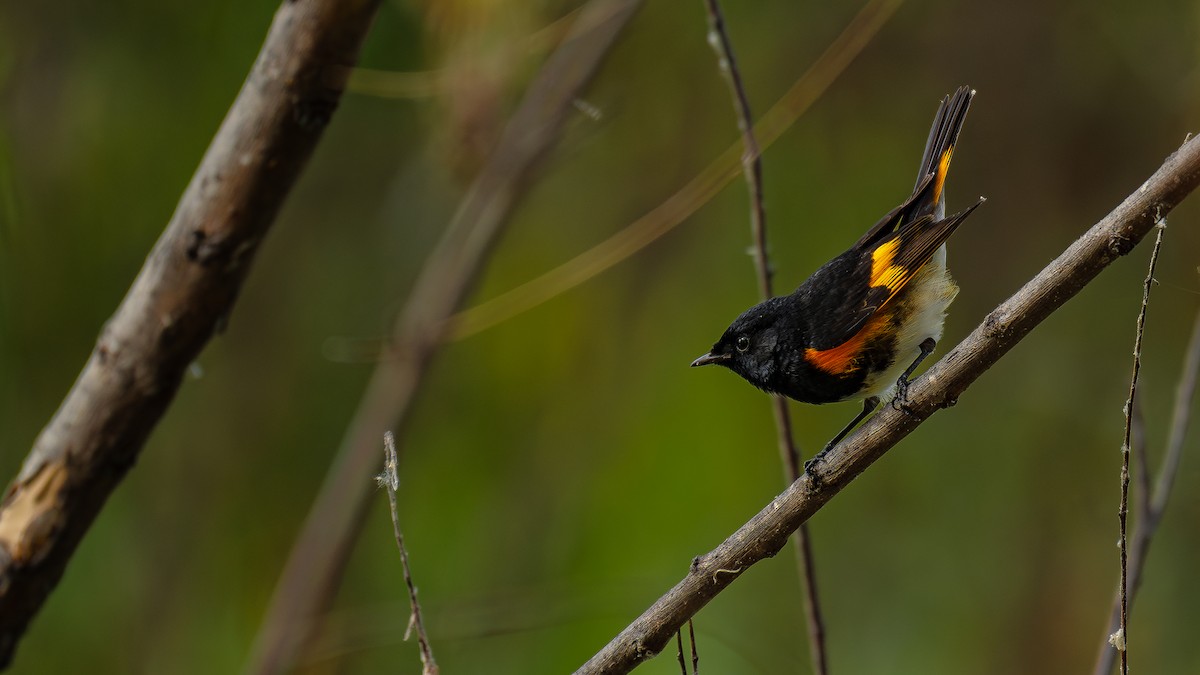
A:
[444,0,903,340]
[0,1,383,666]
[1094,286,1200,675]
[1114,222,1164,674]
[379,432,439,675]
[675,630,687,674]
[688,619,698,673]
[243,3,643,673]
[701,0,770,297]
[699,1,828,673]
[574,135,1200,675]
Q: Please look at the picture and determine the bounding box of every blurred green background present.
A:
[3,0,1200,673]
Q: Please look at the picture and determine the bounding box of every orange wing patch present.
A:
[805,309,890,375]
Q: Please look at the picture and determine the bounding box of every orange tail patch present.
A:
[931,146,954,204]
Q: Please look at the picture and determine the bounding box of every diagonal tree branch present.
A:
[575,135,1200,675]
[243,2,644,673]
[0,0,383,667]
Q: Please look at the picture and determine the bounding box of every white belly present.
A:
[862,244,958,401]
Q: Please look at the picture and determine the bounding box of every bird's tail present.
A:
[913,86,974,219]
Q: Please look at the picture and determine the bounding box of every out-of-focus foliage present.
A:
[2,0,1200,673]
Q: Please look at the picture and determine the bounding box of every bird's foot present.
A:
[803,447,829,474]
[803,443,835,487]
[890,376,912,411]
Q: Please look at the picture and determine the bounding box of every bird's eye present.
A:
[736,336,751,352]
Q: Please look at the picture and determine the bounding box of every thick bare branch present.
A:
[243,2,644,673]
[0,0,382,666]
[575,136,1200,675]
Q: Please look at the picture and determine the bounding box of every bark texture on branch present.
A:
[576,136,1200,674]
[0,0,382,666]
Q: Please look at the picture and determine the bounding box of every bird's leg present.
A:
[804,396,881,474]
[891,337,937,410]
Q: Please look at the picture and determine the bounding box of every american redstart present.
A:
[692,86,983,457]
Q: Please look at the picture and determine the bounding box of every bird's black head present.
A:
[692,297,789,393]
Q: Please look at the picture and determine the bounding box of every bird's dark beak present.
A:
[691,352,730,367]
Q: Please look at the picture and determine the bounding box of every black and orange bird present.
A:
[692,86,984,457]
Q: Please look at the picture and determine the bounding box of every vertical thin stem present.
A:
[1094,281,1200,675]
[1114,222,1165,674]
[688,619,699,673]
[700,2,828,673]
[380,432,439,675]
[700,1,770,297]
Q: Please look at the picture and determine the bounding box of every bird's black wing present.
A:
[804,200,982,352]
